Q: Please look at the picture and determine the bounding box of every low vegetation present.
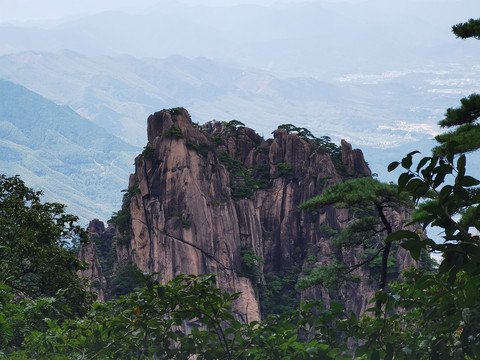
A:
[219,151,270,200]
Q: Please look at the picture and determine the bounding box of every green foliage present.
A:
[452,18,480,40]
[333,217,378,247]
[108,182,139,234]
[276,124,343,168]
[0,175,95,355]
[0,282,84,357]
[260,267,301,316]
[168,107,185,116]
[388,152,480,270]
[237,249,264,284]
[389,151,480,276]
[6,18,480,360]
[255,145,269,154]
[169,212,191,229]
[364,250,398,279]
[110,264,143,298]
[433,93,480,156]
[251,163,270,189]
[219,152,271,199]
[0,174,93,316]
[417,248,438,273]
[212,136,223,147]
[12,274,350,359]
[299,176,414,314]
[316,224,339,238]
[337,267,480,359]
[140,145,155,158]
[351,203,376,219]
[276,162,293,177]
[114,234,131,247]
[223,119,245,131]
[207,198,227,206]
[219,151,247,177]
[354,24,480,356]
[0,178,355,358]
[300,177,410,210]
[186,141,209,156]
[91,234,116,275]
[108,209,130,233]
[297,259,361,290]
[161,124,184,139]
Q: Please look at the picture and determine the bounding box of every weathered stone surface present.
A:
[80,108,415,321]
[341,139,372,177]
[77,219,110,301]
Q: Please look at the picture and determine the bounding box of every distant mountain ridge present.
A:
[0,79,138,223]
[1,49,477,182]
[0,0,478,78]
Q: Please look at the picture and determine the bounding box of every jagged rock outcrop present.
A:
[341,139,372,177]
[81,108,415,322]
[78,220,106,301]
[78,219,117,301]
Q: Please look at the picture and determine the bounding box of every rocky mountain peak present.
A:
[81,108,414,323]
[341,139,372,177]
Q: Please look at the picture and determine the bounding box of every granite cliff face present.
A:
[78,220,117,302]
[82,108,414,320]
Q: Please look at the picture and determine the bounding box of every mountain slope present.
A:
[1,50,477,182]
[0,79,139,223]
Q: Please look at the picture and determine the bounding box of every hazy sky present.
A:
[0,0,465,23]
[0,0,309,22]
[0,0,466,23]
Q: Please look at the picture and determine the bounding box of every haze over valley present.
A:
[0,0,478,221]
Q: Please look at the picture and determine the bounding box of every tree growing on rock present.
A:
[298,176,416,314]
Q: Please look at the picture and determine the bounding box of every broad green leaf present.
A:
[398,172,414,193]
[405,178,425,194]
[385,230,419,243]
[400,239,423,260]
[412,182,430,198]
[416,156,431,172]
[457,154,466,178]
[439,185,453,200]
[401,155,413,169]
[388,161,400,172]
[460,175,480,187]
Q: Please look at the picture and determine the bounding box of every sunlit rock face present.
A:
[80,108,415,322]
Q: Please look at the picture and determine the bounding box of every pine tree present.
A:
[298,177,413,314]
[433,19,480,156]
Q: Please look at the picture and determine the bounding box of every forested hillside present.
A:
[0,79,138,222]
